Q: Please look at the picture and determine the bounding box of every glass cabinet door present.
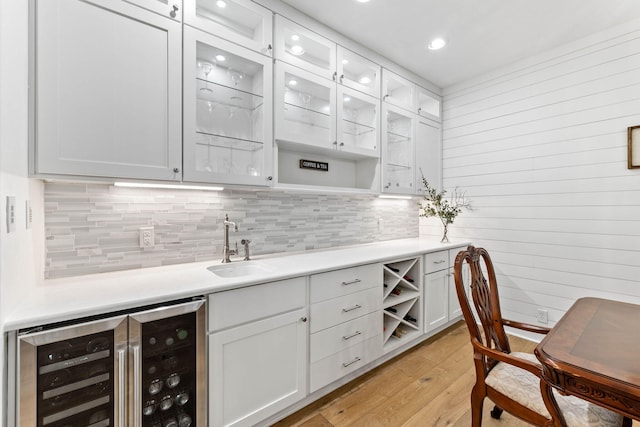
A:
[382,69,415,112]
[337,46,380,98]
[274,15,337,81]
[184,0,273,56]
[183,27,273,186]
[337,86,379,158]
[416,85,441,121]
[274,61,337,151]
[382,104,415,194]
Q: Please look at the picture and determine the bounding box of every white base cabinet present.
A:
[424,247,466,333]
[208,278,308,427]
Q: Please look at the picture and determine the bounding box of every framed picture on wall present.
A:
[629,125,640,169]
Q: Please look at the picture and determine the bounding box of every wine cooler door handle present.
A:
[117,348,126,427]
[133,344,141,427]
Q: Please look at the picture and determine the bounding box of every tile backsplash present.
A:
[44,183,419,279]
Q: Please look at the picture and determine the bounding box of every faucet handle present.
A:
[241,239,251,261]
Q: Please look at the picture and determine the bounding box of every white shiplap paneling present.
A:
[436,18,640,329]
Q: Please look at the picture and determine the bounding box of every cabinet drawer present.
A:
[310,288,381,333]
[449,246,466,266]
[208,277,306,332]
[424,250,449,273]
[310,335,382,392]
[310,263,381,303]
[310,312,381,363]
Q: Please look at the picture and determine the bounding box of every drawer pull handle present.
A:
[342,357,362,368]
[343,331,362,340]
[341,279,362,286]
[433,259,446,264]
[342,304,362,313]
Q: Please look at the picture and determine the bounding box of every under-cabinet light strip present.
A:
[378,194,414,200]
[114,182,224,191]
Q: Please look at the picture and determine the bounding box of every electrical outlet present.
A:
[139,226,155,248]
[537,309,548,324]
[6,196,16,233]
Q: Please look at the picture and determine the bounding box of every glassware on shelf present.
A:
[227,68,244,87]
[198,60,217,94]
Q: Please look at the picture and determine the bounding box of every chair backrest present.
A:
[454,245,511,372]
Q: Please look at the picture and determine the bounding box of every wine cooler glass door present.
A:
[18,315,129,427]
[128,299,206,427]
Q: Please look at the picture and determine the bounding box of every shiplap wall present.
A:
[435,18,640,329]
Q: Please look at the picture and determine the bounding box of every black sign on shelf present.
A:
[299,159,329,172]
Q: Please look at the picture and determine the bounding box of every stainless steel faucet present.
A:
[222,214,238,263]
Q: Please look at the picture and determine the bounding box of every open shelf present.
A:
[382,257,421,353]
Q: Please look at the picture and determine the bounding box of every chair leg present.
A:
[490,405,503,419]
[622,417,633,427]
[470,389,485,427]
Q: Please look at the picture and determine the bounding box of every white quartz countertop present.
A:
[6,238,470,331]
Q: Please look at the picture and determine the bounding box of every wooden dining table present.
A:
[535,297,640,421]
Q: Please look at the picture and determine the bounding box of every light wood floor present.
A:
[273,321,636,427]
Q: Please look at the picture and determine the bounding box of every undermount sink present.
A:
[207,262,273,278]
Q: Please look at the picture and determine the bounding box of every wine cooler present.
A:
[12,298,206,427]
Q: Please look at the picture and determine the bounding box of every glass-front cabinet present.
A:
[274,15,337,81]
[382,69,415,113]
[382,103,415,194]
[183,26,273,186]
[337,86,379,157]
[184,0,273,56]
[417,85,441,121]
[274,62,336,151]
[337,46,380,98]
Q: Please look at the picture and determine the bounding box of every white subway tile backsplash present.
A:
[44,184,418,279]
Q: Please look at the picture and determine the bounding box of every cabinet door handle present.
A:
[342,331,362,340]
[170,4,179,18]
[341,279,361,286]
[132,344,141,427]
[433,259,446,264]
[173,167,180,173]
[340,74,344,83]
[300,317,308,323]
[267,44,273,54]
[342,304,362,313]
[342,356,362,368]
[117,349,126,427]
[332,71,337,81]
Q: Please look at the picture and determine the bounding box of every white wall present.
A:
[0,0,44,422]
[435,18,640,329]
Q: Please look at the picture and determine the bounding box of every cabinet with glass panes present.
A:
[183,26,273,186]
[381,103,415,194]
[184,0,273,56]
[273,16,381,191]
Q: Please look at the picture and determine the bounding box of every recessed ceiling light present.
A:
[343,96,351,102]
[359,76,372,84]
[216,0,226,7]
[355,0,371,3]
[342,59,349,65]
[215,54,226,61]
[427,37,447,50]
[290,45,305,56]
[291,34,300,41]
[288,79,298,86]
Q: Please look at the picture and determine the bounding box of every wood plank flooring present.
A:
[273,321,635,427]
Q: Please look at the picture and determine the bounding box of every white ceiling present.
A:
[280,0,640,89]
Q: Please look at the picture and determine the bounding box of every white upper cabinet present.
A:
[337,86,380,157]
[416,85,441,121]
[125,0,182,20]
[274,15,337,81]
[184,0,273,56]
[183,26,273,186]
[275,62,337,151]
[382,103,415,194]
[32,0,182,181]
[382,69,416,113]
[337,46,381,98]
[415,119,441,193]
